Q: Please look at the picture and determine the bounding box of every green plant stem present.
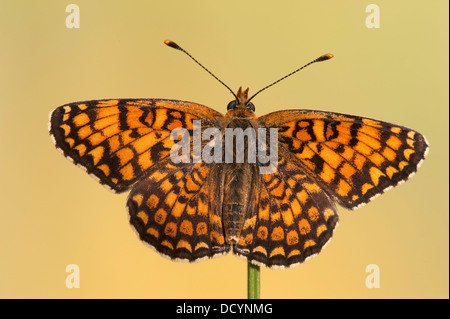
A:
[247,262,260,299]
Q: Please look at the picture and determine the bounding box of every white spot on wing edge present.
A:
[50,133,56,145]
[48,108,60,145]
[101,182,116,193]
[76,163,87,172]
[48,108,56,133]
[423,145,430,159]
[89,173,101,183]
[423,134,430,152]
[53,145,73,162]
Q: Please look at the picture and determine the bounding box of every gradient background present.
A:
[0,1,448,299]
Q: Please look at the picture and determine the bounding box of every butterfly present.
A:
[48,41,428,269]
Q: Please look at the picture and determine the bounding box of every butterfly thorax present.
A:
[225,109,256,121]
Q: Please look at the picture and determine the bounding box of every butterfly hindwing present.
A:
[49,99,223,192]
[234,157,339,268]
[127,159,230,262]
[258,110,429,209]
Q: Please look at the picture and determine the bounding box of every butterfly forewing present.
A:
[258,110,429,209]
[49,99,223,192]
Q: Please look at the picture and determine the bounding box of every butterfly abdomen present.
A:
[222,163,254,245]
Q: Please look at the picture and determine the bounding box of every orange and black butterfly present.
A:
[49,41,428,269]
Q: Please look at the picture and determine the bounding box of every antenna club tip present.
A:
[164,40,182,50]
[316,53,334,62]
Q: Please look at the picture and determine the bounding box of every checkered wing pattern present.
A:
[49,99,222,192]
[127,159,229,261]
[258,110,429,209]
[234,157,339,268]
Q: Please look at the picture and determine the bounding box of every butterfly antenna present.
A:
[246,53,334,104]
[164,40,238,101]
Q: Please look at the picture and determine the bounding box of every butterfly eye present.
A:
[227,100,238,110]
[246,102,255,112]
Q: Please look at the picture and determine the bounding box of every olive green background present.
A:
[0,0,448,298]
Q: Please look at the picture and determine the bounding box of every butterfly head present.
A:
[227,87,255,112]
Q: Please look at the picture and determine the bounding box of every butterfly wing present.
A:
[127,159,229,261]
[233,156,339,268]
[258,110,429,209]
[49,99,223,192]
